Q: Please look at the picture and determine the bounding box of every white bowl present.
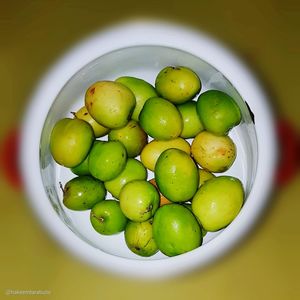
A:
[20,20,277,279]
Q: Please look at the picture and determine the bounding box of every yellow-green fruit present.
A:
[198,169,215,187]
[155,148,199,202]
[104,158,147,199]
[177,101,204,138]
[115,76,158,121]
[192,176,244,231]
[125,219,158,257]
[85,81,136,129]
[50,118,94,168]
[152,204,202,256]
[73,106,109,137]
[155,66,201,104]
[108,120,148,158]
[140,137,190,171]
[196,90,241,135]
[191,131,236,173]
[139,97,183,140]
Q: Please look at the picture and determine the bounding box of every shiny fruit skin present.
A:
[140,137,190,171]
[196,90,241,135]
[71,154,90,176]
[155,148,199,202]
[191,131,236,173]
[139,97,183,140]
[149,178,172,206]
[155,66,201,104]
[115,76,158,121]
[62,176,106,211]
[88,141,127,181]
[108,120,148,158]
[50,118,94,168]
[90,199,127,235]
[152,204,202,256]
[192,176,244,231]
[85,81,136,129]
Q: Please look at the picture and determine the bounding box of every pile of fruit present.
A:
[50,66,244,257]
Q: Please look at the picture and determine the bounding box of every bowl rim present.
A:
[20,20,277,279]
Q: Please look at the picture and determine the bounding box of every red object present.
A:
[0,127,22,189]
[275,119,300,186]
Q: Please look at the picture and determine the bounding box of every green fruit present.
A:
[115,76,158,121]
[62,176,106,210]
[177,101,204,138]
[155,149,199,202]
[198,169,215,187]
[152,204,202,256]
[140,137,190,171]
[108,120,148,158]
[191,131,236,173]
[119,180,160,222]
[85,81,136,129]
[192,176,244,231]
[50,118,94,168]
[155,66,201,104]
[71,154,90,176]
[196,90,242,135]
[88,141,127,181]
[90,199,128,235]
[124,219,158,257]
[139,97,183,140]
[104,158,147,198]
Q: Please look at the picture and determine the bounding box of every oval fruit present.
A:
[155,148,199,202]
[198,168,215,187]
[119,180,160,222]
[90,199,128,235]
[149,178,172,206]
[50,118,94,168]
[62,176,106,210]
[152,204,202,256]
[88,141,127,181]
[191,131,236,173]
[139,97,183,140]
[155,66,201,104]
[140,137,190,171]
[85,81,136,129]
[108,120,148,158]
[104,158,147,199]
[196,90,241,135]
[115,76,158,121]
[192,176,244,231]
[125,219,158,257]
[71,154,90,176]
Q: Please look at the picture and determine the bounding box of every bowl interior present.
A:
[40,45,257,260]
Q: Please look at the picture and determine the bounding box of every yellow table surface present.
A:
[1,1,299,299]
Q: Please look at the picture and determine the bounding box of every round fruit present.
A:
[177,101,204,138]
[62,176,106,211]
[85,81,136,129]
[192,176,244,231]
[104,158,147,199]
[191,131,236,173]
[139,97,183,140]
[152,204,202,256]
[50,118,94,168]
[155,66,201,104]
[149,179,172,206]
[73,106,109,137]
[140,137,190,171]
[198,169,215,187]
[155,148,199,202]
[71,154,90,176]
[196,90,241,135]
[88,141,127,181]
[119,180,160,222]
[90,199,127,235]
[108,120,148,158]
[115,76,158,121]
[125,219,158,257]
